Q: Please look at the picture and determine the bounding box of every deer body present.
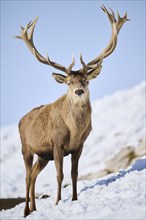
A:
[19,92,92,161]
[19,74,92,216]
[16,5,129,217]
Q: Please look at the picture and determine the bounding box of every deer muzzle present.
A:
[75,89,85,96]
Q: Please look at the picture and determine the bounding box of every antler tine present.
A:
[79,49,104,74]
[101,5,115,25]
[15,17,68,74]
[86,48,104,78]
[46,52,69,73]
[67,55,75,75]
[87,5,129,66]
[116,11,130,33]
[80,53,88,73]
[27,16,39,40]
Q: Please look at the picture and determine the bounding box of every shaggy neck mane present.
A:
[65,94,91,126]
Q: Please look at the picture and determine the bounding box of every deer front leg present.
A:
[54,148,64,205]
[71,146,83,201]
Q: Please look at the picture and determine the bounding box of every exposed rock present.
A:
[134,139,146,157]
[105,146,135,173]
[79,139,145,180]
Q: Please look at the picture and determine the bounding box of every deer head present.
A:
[15,5,129,103]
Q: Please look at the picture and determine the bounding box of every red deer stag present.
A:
[16,6,129,217]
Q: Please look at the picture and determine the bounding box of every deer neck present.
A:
[61,93,91,148]
[64,91,92,127]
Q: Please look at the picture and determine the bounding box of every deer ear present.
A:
[52,73,67,84]
[87,66,102,80]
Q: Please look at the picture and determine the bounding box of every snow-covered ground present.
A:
[1,158,145,219]
[0,82,146,219]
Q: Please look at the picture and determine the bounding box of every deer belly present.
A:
[33,146,70,160]
[36,149,54,161]
[37,152,54,160]
[29,144,54,161]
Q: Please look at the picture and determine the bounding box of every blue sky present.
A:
[1,0,145,126]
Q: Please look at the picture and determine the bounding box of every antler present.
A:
[86,5,130,67]
[15,6,129,77]
[15,17,75,75]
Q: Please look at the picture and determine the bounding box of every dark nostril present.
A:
[75,89,84,96]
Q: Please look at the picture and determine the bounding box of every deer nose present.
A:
[75,89,84,96]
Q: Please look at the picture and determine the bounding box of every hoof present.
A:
[55,201,58,205]
[55,197,61,205]
[24,208,30,217]
[72,197,77,201]
[30,207,37,213]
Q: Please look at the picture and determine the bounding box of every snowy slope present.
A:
[79,81,145,178]
[1,158,145,219]
[1,82,145,199]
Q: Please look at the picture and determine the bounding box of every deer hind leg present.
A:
[54,148,64,205]
[30,157,48,213]
[22,146,34,217]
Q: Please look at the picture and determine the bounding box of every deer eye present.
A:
[86,80,89,84]
[67,82,71,85]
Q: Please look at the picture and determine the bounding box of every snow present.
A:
[1,159,146,219]
[0,81,146,219]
